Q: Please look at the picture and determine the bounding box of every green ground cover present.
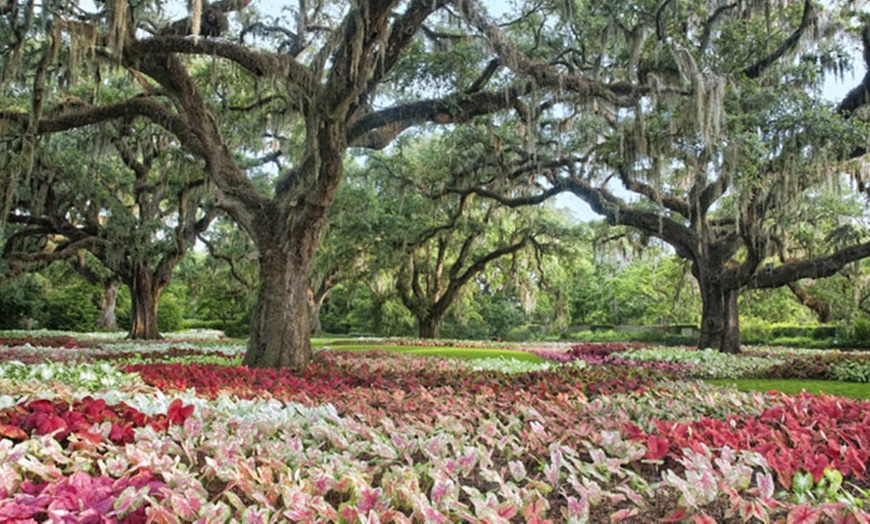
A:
[312,338,547,362]
[707,378,870,400]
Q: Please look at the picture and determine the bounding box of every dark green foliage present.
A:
[846,318,870,347]
[0,275,47,329]
[156,294,184,333]
[503,324,545,342]
[44,284,99,332]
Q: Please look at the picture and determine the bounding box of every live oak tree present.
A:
[0,0,548,368]
[363,133,561,339]
[452,0,870,352]
[3,127,216,339]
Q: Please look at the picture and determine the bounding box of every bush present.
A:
[503,324,544,342]
[770,324,807,339]
[221,318,250,339]
[740,318,773,344]
[157,294,184,333]
[44,285,99,332]
[0,275,47,329]
[846,318,870,347]
[182,319,225,330]
[768,336,833,349]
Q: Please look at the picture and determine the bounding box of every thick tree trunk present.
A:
[243,247,314,369]
[698,279,741,353]
[96,280,120,331]
[239,120,344,369]
[128,269,162,340]
[418,314,443,339]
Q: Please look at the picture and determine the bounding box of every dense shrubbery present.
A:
[44,284,100,332]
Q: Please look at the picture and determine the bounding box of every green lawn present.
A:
[312,339,546,362]
[708,379,870,400]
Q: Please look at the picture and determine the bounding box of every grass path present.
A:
[707,378,870,400]
[313,339,546,362]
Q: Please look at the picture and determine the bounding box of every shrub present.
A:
[845,318,870,347]
[157,294,184,333]
[768,336,833,349]
[44,285,99,332]
[740,318,773,344]
[503,324,544,342]
[0,275,47,329]
[181,319,225,331]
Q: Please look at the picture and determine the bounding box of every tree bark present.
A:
[237,119,345,369]
[96,280,120,331]
[128,267,163,340]
[698,277,740,353]
[417,312,443,339]
[243,246,313,369]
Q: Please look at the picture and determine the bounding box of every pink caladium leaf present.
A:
[508,460,526,482]
[787,505,822,524]
[692,512,718,524]
[756,471,775,500]
[564,495,589,524]
[661,507,690,522]
[430,478,454,508]
[357,486,384,514]
[610,508,639,521]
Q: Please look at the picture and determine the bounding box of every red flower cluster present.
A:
[0,397,194,446]
[0,471,164,523]
[626,392,870,487]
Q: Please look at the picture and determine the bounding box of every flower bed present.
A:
[0,338,868,521]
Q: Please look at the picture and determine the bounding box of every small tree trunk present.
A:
[96,280,120,331]
[309,294,325,336]
[243,248,313,369]
[698,279,741,353]
[128,269,162,340]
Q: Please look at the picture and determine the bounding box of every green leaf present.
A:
[792,471,814,494]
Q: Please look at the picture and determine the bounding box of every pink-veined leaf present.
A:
[610,508,639,521]
[787,505,822,524]
[692,512,718,524]
[756,471,775,500]
[661,507,690,522]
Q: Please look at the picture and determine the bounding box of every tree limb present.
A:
[198,234,254,289]
[348,85,529,148]
[742,0,815,79]
[748,241,870,289]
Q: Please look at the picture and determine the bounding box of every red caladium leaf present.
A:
[166,399,194,425]
[35,413,69,438]
[805,454,831,483]
[645,435,671,460]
